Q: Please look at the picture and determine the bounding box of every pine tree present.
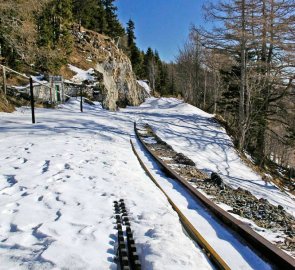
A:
[102,0,124,38]
[142,48,158,93]
[37,0,73,72]
[72,0,107,33]
[126,19,135,47]
[38,0,73,48]
[126,19,142,77]
[152,50,169,95]
[143,47,154,78]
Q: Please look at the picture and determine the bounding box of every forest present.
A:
[0,0,167,87]
[170,0,295,174]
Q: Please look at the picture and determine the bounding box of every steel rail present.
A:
[130,139,230,270]
[133,122,295,270]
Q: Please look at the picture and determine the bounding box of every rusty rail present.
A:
[133,122,295,270]
[131,140,230,270]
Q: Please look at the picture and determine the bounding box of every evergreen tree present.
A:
[72,0,107,33]
[38,0,73,48]
[154,51,169,95]
[37,0,73,72]
[102,0,124,38]
[126,19,142,77]
[143,48,157,92]
[126,19,135,47]
[143,47,154,78]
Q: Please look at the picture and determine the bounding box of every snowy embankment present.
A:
[0,99,211,270]
[132,138,272,270]
[1,97,294,269]
[126,98,295,217]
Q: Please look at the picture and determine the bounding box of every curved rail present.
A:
[131,139,230,270]
[133,122,295,270]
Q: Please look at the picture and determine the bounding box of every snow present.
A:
[132,137,272,270]
[68,64,95,84]
[0,97,294,269]
[0,98,212,270]
[129,98,295,217]
[137,80,151,95]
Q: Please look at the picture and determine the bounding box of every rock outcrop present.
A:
[71,26,147,110]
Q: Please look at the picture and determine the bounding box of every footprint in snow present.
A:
[10,223,21,233]
[32,223,48,240]
[18,157,28,164]
[54,210,62,221]
[41,160,50,174]
[43,202,52,209]
[19,186,27,191]
[102,161,111,167]
[64,163,71,170]
[56,195,66,205]
[5,175,18,187]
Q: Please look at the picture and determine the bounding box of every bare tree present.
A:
[189,0,295,164]
[0,0,49,64]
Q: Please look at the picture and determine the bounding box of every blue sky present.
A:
[116,0,209,62]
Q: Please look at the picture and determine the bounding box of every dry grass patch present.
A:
[0,93,15,112]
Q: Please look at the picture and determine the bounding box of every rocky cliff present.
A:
[69,26,148,110]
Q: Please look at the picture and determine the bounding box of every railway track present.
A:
[131,122,295,270]
[114,199,141,270]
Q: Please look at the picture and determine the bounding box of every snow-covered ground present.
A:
[132,138,272,269]
[0,97,294,269]
[0,99,212,270]
[128,98,295,217]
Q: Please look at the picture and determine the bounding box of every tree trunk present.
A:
[203,69,207,109]
[239,0,247,150]
[2,66,7,95]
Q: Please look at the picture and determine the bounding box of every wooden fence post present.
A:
[2,66,7,94]
[80,87,83,112]
[30,77,35,124]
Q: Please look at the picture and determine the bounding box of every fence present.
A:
[0,64,91,123]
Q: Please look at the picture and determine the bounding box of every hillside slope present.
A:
[131,98,295,216]
[1,26,147,112]
[66,26,147,110]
